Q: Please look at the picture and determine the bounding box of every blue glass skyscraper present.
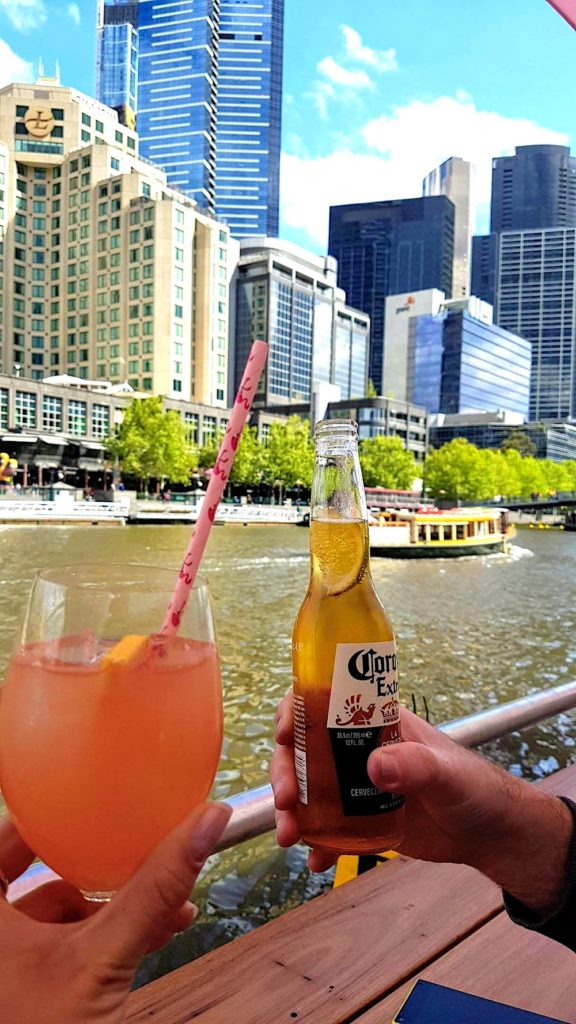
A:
[97,0,284,230]
[407,310,531,417]
[215,0,284,236]
[96,0,139,128]
[136,0,218,209]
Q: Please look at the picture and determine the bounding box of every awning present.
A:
[1,434,38,443]
[38,435,69,446]
[80,441,105,452]
[78,457,104,471]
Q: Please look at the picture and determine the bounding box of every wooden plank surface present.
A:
[126,763,576,1023]
[365,912,576,1024]
[126,857,502,1023]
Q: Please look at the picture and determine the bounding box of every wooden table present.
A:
[126,765,576,1023]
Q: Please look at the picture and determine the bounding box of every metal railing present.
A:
[8,680,576,899]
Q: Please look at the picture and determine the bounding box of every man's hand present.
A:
[271,693,572,914]
[0,802,231,1024]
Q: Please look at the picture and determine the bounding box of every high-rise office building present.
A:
[490,144,576,233]
[423,157,472,297]
[487,228,576,420]
[328,197,455,394]
[0,77,234,405]
[136,0,219,210]
[233,238,370,405]
[99,0,284,234]
[383,291,493,403]
[96,0,138,129]
[215,0,284,236]
[407,309,531,418]
[472,144,576,420]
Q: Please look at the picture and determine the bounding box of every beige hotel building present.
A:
[0,74,235,407]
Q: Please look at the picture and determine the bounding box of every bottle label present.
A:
[293,693,308,805]
[327,642,404,816]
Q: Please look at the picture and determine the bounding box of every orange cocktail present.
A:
[0,566,223,899]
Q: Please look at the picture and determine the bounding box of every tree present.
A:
[229,425,265,486]
[106,397,194,489]
[197,432,223,470]
[501,430,537,458]
[359,436,416,489]
[365,379,378,398]
[262,417,314,493]
[423,439,488,502]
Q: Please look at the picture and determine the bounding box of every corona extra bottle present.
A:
[292,419,404,854]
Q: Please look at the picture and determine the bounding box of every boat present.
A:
[368,507,514,558]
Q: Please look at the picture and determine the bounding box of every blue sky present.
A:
[1,0,574,252]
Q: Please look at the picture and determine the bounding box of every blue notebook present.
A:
[394,981,570,1023]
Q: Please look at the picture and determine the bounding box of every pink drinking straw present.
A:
[546,0,576,30]
[160,339,269,634]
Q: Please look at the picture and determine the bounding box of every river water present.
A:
[0,523,575,983]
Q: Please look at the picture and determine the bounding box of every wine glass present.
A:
[0,564,223,901]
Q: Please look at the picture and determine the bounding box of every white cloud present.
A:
[67,1,80,24]
[341,25,398,73]
[0,37,34,84]
[315,56,368,90]
[0,0,46,32]
[317,56,372,90]
[281,93,569,250]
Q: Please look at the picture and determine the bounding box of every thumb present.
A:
[91,801,231,969]
[368,740,477,808]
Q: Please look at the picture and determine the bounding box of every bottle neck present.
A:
[311,422,367,524]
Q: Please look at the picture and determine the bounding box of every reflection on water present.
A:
[0,523,574,983]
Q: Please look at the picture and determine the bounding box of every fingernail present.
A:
[190,803,232,856]
[368,752,400,789]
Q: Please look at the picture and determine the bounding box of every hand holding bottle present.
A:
[272,692,573,916]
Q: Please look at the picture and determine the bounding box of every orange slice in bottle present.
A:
[311,518,367,596]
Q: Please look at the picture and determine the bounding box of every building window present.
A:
[42,395,63,431]
[0,390,8,429]
[184,413,198,444]
[15,391,37,428]
[91,404,109,438]
[202,416,216,444]
[68,399,87,436]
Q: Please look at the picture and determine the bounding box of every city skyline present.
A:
[0,0,573,253]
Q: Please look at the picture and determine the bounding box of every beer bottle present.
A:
[292,419,404,855]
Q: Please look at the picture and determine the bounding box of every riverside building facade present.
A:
[0,77,234,407]
[233,238,370,405]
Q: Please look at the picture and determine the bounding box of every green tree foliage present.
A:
[365,379,378,398]
[196,432,223,470]
[501,430,537,458]
[106,397,194,486]
[262,416,314,489]
[359,436,416,489]
[229,425,265,486]
[423,439,489,502]
[423,438,576,502]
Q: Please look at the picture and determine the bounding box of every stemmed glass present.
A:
[0,564,223,901]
